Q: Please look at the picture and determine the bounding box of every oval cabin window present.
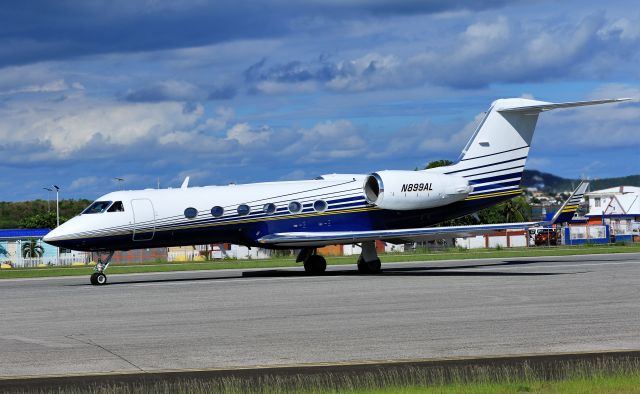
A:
[211,206,224,217]
[237,204,251,216]
[184,207,198,219]
[288,201,302,214]
[313,200,327,212]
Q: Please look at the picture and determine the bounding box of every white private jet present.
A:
[44,97,627,285]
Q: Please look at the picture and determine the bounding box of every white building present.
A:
[585,186,640,238]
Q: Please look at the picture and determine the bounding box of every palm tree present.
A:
[500,197,530,223]
[21,240,45,258]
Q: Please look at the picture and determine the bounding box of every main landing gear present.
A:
[296,241,382,275]
[90,251,114,286]
[297,248,327,275]
[357,241,382,274]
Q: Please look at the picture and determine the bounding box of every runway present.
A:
[1,252,639,378]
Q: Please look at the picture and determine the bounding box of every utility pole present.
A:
[53,185,60,227]
[53,185,60,265]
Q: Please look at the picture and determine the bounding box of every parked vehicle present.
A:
[529,228,559,246]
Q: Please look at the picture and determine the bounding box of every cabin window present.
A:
[82,201,112,214]
[288,201,302,214]
[594,197,601,207]
[313,200,327,212]
[211,206,224,217]
[107,201,125,212]
[184,207,198,219]
[263,203,276,214]
[237,204,251,216]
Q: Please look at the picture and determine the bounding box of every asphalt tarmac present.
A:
[1,252,638,378]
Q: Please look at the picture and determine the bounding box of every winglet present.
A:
[181,176,190,189]
[543,181,589,226]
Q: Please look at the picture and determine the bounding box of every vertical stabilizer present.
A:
[430,98,629,201]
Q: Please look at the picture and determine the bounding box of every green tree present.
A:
[21,240,45,258]
[498,196,530,223]
[425,159,453,169]
[0,199,90,229]
[20,211,66,229]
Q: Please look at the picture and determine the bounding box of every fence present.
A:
[9,253,91,268]
[564,225,609,245]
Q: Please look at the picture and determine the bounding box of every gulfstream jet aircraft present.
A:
[43,97,627,285]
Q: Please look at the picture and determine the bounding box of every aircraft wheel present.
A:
[91,272,107,286]
[304,255,327,274]
[357,257,381,274]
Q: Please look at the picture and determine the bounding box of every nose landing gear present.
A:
[90,251,114,286]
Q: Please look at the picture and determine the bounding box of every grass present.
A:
[1,243,639,280]
[6,356,640,393]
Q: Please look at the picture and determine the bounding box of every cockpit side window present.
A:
[107,201,125,212]
[82,201,112,214]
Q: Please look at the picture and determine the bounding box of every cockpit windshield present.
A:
[82,201,112,214]
[107,201,125,212]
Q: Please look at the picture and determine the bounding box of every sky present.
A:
[0,0,639,201]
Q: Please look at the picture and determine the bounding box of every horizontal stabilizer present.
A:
[498,98,631,113]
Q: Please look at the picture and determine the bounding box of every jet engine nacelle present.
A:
[363,170,473,210]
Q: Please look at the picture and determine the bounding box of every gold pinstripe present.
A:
[464,189,523,201]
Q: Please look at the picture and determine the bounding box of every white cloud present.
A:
[0,94,203,159]
[326,53,402,92]
[226,123,271,145]
[0,79,83,95]
[69,176,98,191]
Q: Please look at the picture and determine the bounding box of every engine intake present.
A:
[364,170,472,210]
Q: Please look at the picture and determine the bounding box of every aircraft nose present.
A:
[42,227,61,245]
[42,225,70,246]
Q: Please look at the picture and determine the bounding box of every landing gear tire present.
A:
[304,254,327,275]
[90,251,114,286]
[90,272,107,286]
[357,257,382,274]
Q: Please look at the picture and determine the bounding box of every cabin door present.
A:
[131,199,156,241]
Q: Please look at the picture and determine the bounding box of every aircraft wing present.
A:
[259,181,589,248]
[258,222,540,247]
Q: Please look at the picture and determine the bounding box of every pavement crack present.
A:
[66,335,146,373]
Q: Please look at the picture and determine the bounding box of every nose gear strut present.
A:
[90,251,114,286]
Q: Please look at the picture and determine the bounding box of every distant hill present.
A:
[522,170,640,193]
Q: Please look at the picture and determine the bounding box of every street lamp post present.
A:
[53,185,60,265]
[53,185,60,227]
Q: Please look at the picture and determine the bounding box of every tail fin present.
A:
[546,181,589,225]
[434,98,629,201]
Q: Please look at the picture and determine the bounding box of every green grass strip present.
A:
[1,244,639,280]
